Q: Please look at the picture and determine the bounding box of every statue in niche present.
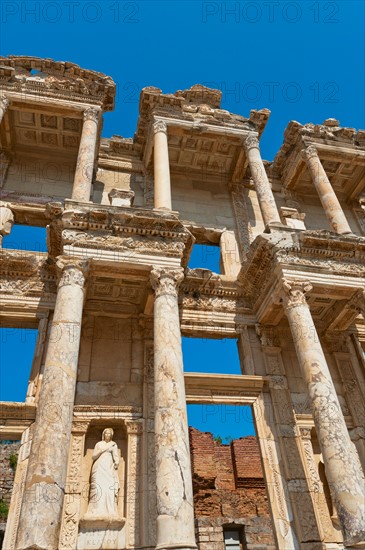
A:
[84,428,120,520]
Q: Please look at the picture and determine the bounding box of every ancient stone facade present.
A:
[0,56,364,550]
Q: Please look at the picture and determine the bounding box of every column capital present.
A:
[281,279,313,309]
[302,145,319,161]
[125,420,143,435]
[71,420,91,434]
[56,257,90,288]
[0,202,14,241]
[150,267,184,298]
[244,133,260,151]
[83,107,100,123]
[348,288,365,316]
[0,96,10,110]
[153,119,168,135]
[299,427,312,440]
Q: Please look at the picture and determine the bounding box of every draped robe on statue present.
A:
[86,440,120,519]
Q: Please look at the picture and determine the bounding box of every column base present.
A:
[264,221,286,233]
[156,545,198,550]
[156,514,197,550]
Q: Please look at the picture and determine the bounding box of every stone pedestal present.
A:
[281,279,365,546]
[303,146,352,234]
[0,202,14,246]
[150,268,197,550]
[0,97,9,124]
[16,259,89,550]
[72,108,100,202]
[279,206,306,230]
[244,134,281,227]
[153,120,172,210]
[108,188,135,207]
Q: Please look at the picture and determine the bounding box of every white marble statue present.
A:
[85,428,120,519]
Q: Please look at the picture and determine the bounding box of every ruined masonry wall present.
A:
[189,428,275,550]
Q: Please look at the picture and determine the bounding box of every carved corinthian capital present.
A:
[56,258,90,289]
[348,288,365,316]
[153,119,168,135]
[244,134,259,151]
[0,202,14,243]
[0,97,10,111]
[125,420,144,435]
[281,279,313,309]
[302,145,319,162]
[83,107,100,123]
[150,268,184,298]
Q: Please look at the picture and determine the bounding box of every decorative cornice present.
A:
[60,203,192,243]
[0,55,116,111]
[150,267,184,298]
[238,230,365,307]
[273,119,365,177]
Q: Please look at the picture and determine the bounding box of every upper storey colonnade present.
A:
[0,55,364,244]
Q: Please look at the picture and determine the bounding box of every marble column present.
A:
[16,258,89,550]
[0,97,9,124]
[150,268,197,550]
[153,120,172,210]
[0,201,14,246]
[72,107,100,202]
[303,145,352,234]
[281,279,365,545]
[244,134,281,227]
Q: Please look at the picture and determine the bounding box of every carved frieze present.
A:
[62,229,186,258]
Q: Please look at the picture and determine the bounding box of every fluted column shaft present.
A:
[153,120,172,210]
[0,97,9,124]
[150,268,197,550]
[244,134,281,226]
[72,107,100,202]
[16,259,89,550]
[281,280,365,545]
[303,145,351,234]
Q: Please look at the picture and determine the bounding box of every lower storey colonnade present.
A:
[6,267,365,549]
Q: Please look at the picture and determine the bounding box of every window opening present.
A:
[2,225,47,254]
[224,529,241,550]
[182,337,241,375]
[0,327,38,401]
[188,243,220,273]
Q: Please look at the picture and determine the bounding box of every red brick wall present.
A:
[189,428,275,549]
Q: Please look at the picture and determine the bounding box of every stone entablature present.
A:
[0,56,115,110]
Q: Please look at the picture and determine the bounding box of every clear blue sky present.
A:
[1,1,364,439]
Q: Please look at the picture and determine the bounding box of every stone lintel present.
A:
[184,373,265,404]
